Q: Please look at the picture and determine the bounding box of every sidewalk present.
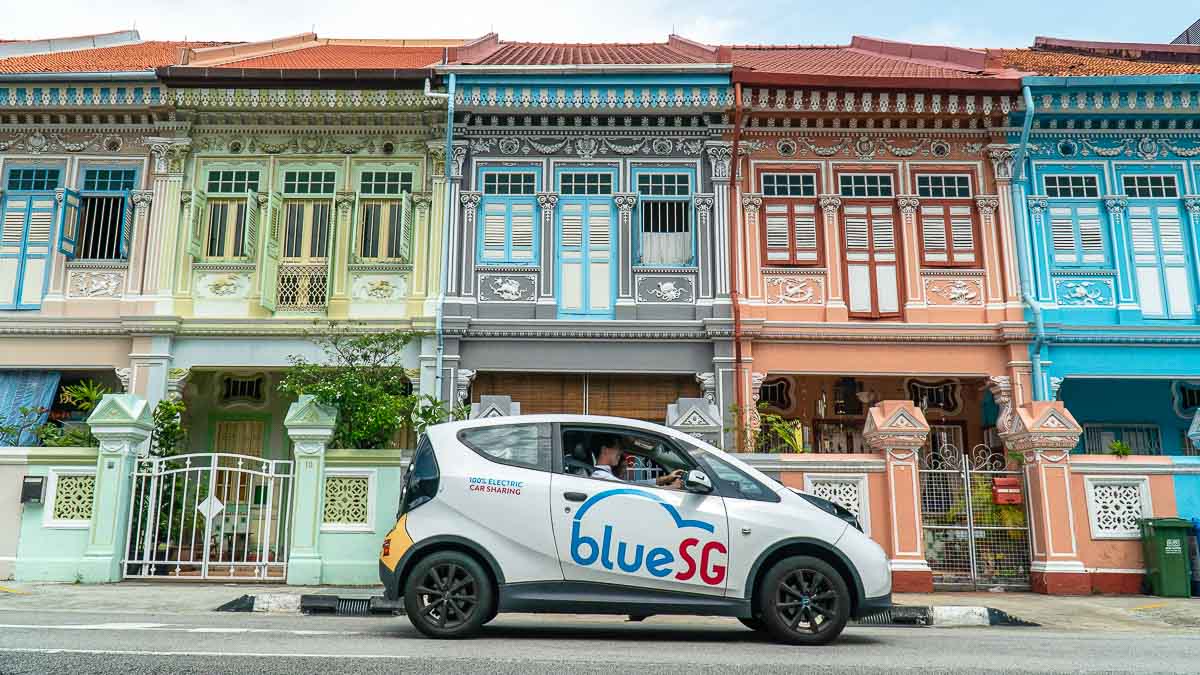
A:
[2,582,1198,632]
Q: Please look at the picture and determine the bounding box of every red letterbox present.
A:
[992,476,1022,505]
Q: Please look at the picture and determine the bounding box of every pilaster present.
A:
[975,195,1004,315]
[1103,195,1138,317]
[146,138,191,306]
[457,191,481,298]
[740,194,763,300]
[536,192,559,307]
[705,142,733,301]
[284,395,338,585]
[614,193,638,318]
[819,195,847,320]
[896,195,925,318]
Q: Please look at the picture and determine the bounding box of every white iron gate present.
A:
[918,443,1032,590]
[124,452,294,580]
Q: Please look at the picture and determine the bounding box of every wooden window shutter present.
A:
[1076,206,1104,262]
[560,203,584,248]
[920,205,948,262]
[481,202,507,260]
[949,205,975,263]
[243,191,260,258]
[793,203,818,262]
[1049,206,1077,263]
[763,202,790,261]
[509,202,535,260]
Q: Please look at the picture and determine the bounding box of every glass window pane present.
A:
[460,424,549,470]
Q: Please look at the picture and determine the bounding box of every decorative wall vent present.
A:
[1084,477,1151,540]
[1172,381,1200,418]
[907,378,961,414]
[759,378,792,412]
[321,471,374,532]
[220,374,266,406]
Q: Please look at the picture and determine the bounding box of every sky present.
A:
[2,0,1197,48]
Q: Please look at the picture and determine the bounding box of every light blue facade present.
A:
[1010,76,1200,456]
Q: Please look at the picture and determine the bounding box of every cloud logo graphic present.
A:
[573,488,714,533]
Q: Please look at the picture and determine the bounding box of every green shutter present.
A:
[243,191,261,258]
[259,192,282,312]
[186,188,208,258]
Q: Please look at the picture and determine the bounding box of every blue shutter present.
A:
[0,194,24,309]
[56,188,81,258]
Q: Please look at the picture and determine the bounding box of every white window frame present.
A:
[320,468,377,533]
[761,172,817,197]
[838,174,894,198]
[1043,174,1100,198]
[915,173,973,199]
[1121,174,1179,199]
[802,473,871,536]
[42,467,96,529]
[1083,475,1152,540]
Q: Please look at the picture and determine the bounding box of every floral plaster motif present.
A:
[68,271,123,298]
[765,276,823,304]
[351,275,407,301]
[635,276,695,303]
[1055,279,1115,306]
[489,277,528,301]
[925,278,983,306]
[648,281,686,302]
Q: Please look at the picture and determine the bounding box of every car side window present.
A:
[695,450,780,502]
[560,426,693,487]
[459,423,552,471]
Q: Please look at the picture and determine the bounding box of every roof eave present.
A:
[732,71,1021,92]
[436,63,732,75]
[156,65,435,87]
[1022,74,1200,87]
[0,70,159,81]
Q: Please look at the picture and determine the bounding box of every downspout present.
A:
[729,83,746,448]
[1010,84,1047,399]
[425,74,455,405]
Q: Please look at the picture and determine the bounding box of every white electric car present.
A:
[379,415,891,645]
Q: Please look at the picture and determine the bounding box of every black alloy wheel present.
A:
[403,551,494,639]
[757,555,850,645]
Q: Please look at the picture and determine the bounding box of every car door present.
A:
[549,427,729,596]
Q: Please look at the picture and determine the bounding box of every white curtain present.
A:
[640,232,690,265]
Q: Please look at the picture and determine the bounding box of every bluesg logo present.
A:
[569,488,727,585]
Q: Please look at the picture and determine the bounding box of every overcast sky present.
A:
[3,1,1196,48]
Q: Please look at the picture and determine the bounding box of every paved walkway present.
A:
[2,582,1197,632]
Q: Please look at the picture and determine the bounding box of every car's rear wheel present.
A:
[757,556,850,646]
[403,551,494,639]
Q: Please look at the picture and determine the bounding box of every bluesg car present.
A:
[379,415,891,645]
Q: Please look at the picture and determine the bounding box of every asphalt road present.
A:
[0,608,1198,674]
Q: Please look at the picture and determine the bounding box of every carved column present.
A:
[455,368,476,409]
[450,143,471,298]
[1184,197,1200,284]
[862,400,933,592]
[424,141,448,306]
[974,195,1003,307]
[896,195,923,311]
[456,192,482,298]
[705,142,733,301]
[123,189,155,298]
[409,191,433,303]
[747,371,767,436]
[614,193,638,307]
[284,395,338,585]
[146,137,191,298]
[987,144,1022,304]
[740,194,763,299]
[1026,196,1052,303]
[166,367,191,400]
[694,194,716,300]
[79,395,152,582]
[327,191,356,318]
[1104,195,1136,310]
[819,195,846,318]
[536,192,559,303]
[1000,401,1086,595]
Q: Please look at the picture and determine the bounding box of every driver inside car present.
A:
[590,433,684,489]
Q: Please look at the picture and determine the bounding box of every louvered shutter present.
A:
[481,201,507,261]
[949,205,975,264]
[119,189,134,259]
[509,202,535,261]
[1049,206,1077,263]
[186,188,208,258]
[56,188,81,258]
[259,192,282,312]
[844,205,872,313]
[18,195,55,308]
[871,206,900,314]
[793,203,818,263]
[586,201,612,312]
[1131,205,1192,318]
[395,193,413,261]
[558,201,584,312]
[1157,208,1192,317]
[1076,206,1105,263]
[920,205,948,262]
[764,202,790,262]
[243,191,260,258]
[0,196,25,308]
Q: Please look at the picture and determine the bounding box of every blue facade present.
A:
[1010,76,1200,456]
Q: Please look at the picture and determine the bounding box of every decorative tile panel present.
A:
[478,273,537,302]
[803,474,870,535]
[1054,278,1115,307]
[322,475,370,527]
[1084,476,1151,539]
[46,471,95,527]
[763,274,824,305]
[924,277,983,306]
[636,275,696,303]
[351,274,408,302]
[196,272,251,299]
[66,269,125,298]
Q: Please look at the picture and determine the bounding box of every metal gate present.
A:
[123,453,294,580]
[918,443,1031,590]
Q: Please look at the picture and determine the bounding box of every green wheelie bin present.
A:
[1139,518,1194,598]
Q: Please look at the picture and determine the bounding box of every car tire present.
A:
[756,555,850,646]
[403,550,494,639]
[738,616,766,632]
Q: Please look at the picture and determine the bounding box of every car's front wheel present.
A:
[757,555,850,646]
[403,551,494,639]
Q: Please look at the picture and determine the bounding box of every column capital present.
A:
[1183,195,1200,216]
[613,193,638,211]
[335,190,356,214]
[741,193,763,216]
[166,368,191,400]
[819,194,842,216]
[987,375,1015,435]
[459,191,482,212]
[897,195,921,216]
[130,189,154,216]
[862,400,930,452]
[450,143,468,178]
[456,369,477,407]
[1188,409,1200,452]
[411,191,433,211]
[536,192,559,210]
[1027,195,1049,215]
[145,137,192,176]
[975,195,1000,215]
[1103,195,1128,215]
[693,193,715,214]
[999,401,1082,454]
[987,143,1016,182]
[705,142,734,182]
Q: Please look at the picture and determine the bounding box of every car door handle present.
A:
[563,491,588,502]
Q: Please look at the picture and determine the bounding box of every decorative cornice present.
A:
[453,83,730,111]
[171,88,437,111]
[742,89,1015,116]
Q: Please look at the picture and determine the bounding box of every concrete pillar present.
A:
[79,394,152,583]
[471,395,520,418]
[1001,400,1086,595]
[665,397,722,447]
[862,400,933,592]
[283,395,337,585]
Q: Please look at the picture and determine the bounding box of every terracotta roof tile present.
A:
[0,40,224,74]
[465,42,705,66]
[216,44,444,69]
[999,48,1200,76]
[732,46,987,79]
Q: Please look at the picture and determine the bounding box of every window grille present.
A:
[637,173,692,265]
[839,174,894,198]
[1083,424,1162,455]
[1122,175,1178,199]
[77,195,128,260]
[207,170,259,194]
[221,375,265,404]
[916,174,971,198]
[205,200,248,258]
[6,168,60,191]
[1044,175,1099,198]
[762,173,816,197]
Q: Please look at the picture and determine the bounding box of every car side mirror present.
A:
[683,469,713,494]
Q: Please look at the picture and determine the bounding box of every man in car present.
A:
[590,434,684,489]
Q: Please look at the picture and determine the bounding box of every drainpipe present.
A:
[1010,84,1047,400]
[425,74,455,406]
[729,83,746,448]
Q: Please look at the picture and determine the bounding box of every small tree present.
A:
[279,324,454,449]
[149,398,188,457]
[0,406,48,446]
[726,403,809,453]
